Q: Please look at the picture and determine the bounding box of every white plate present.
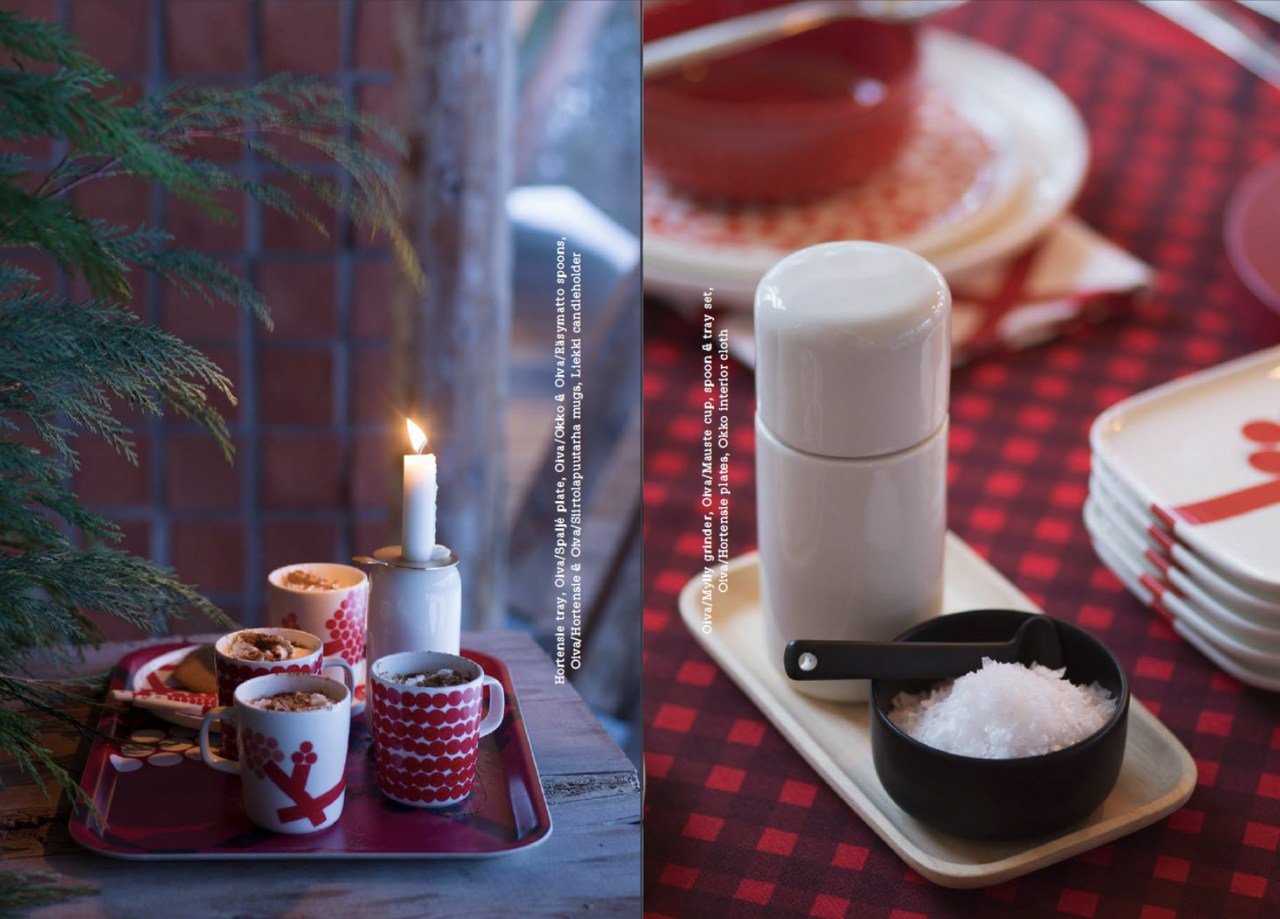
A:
[1086,496,1280,663]
[1090,345,1280,597]
[676,534,1195,888]
[1086,505,1280,692]
[644,29,1089,308]
[1092,481,1280,645]
[1086,510,1280,690]
[1091,465,1280,626]
[1093,460,1280,617]
[132,646,212,730]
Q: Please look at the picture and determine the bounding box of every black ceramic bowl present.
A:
[870,610,1129,840]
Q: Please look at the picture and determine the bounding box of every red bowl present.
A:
[644,0,921,203]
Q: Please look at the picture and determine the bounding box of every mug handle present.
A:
[478,675,505,738]
[199,707,240,774]
[322,655,356,698]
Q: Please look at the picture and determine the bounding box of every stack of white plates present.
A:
[1085,345,1280,691]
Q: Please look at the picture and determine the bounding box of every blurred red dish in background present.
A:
[644,0,921,202]
[1226,160,1280,316]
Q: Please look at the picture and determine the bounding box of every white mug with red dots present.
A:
[369,650,504,808]
[267,563,369,712]
[199,673,351,835]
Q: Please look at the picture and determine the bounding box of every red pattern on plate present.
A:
[145,667,172,692]
[643,93,1002,252]
[131,689,217,707]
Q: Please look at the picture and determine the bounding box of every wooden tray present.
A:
[677,533,1196,888]
[70,644,552,859]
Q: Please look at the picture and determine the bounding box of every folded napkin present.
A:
[703,217,1155,369]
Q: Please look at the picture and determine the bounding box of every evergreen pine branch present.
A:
[148,77,423,290]
[0,10,100,72]
[0,679,104,830]
[0,289,235,464]
[0,442,120,550]
[0,151,26,177]
[0,67,114,142]
[0,68,212,212]
[0,180,129,301]
[155,74,407,157]
[4,59,422,293]
[97,223,270,326]
[238,121,422,292]
[0,261,37,291]
[181,155,330,237]
[133,246,271,327]
[0,546,231,662]
[0,707,74,794]
[0,677,111,745]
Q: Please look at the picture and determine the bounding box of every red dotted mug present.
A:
[369,650,505,808]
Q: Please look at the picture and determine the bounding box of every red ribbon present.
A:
[1164,419,1280,525]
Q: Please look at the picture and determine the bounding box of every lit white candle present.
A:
[402,418,437,562]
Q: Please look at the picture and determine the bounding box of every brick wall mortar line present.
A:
[147,0,169,574]
[157,420,391,436]
[241,0,266,623]
[85,506,387,524]
[336,0,360,561]
[51,0,73,549]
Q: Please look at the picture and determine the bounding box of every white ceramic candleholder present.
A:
[356,544,461,734]
[357,543,461,666]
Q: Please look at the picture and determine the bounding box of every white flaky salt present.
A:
[888,659,1116,759]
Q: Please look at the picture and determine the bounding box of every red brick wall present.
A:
[9,0,402,635]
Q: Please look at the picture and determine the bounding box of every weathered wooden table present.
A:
[0,631,641,917]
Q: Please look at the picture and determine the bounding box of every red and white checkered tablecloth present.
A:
[642,1,1280,916]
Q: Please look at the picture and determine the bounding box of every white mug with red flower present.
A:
[214,627,353,758]
[267,563,369,712]
[200,672,350,834]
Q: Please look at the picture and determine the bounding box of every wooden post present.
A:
[392,1,513,628]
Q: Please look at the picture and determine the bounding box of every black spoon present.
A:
[784,613,1064,682]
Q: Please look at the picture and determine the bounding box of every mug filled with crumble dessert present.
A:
[199,672,352,834]
[267,563,370,712]
[213,628,353,757]
[369,650,505,808]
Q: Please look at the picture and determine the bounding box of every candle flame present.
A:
[406,418,428,454]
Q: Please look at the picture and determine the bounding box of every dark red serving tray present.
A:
[70,643,552,859]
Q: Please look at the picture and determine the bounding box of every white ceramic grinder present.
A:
[755,241,950,703]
